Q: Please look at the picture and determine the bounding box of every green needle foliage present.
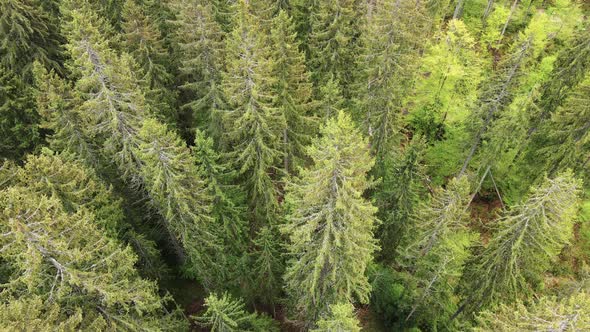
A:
[169,0,227,135]
[121,0,177,126]
[0,186,186,330]
[461,172,581,315]
[195,292,256,332]
[270,10,315,174]
[474,291,590,331]
[221,0,282,227]
[311,302,361,332]
[283,111,379,325]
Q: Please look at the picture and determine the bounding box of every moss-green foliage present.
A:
[1,0,590,330]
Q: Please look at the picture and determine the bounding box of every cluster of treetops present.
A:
[0,0,589,330]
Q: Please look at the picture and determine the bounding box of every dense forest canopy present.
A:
[0,0,589,330]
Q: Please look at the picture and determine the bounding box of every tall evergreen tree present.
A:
[33,63,95,164]
[375,137,426,260]
[121,0,176,125]
[0,186,186,330]
[308,0,363,99]
[61,0,147,179]
[270,10,315,173]
[0,0,62,77]
[460,33,534,175]
[169,0,226,135]
[0,65,39,159]
[536,75,590,182]
[355,0,429,158]
[459,172,581,315]
[135,119,221,287]
[283,111,379,324]
[401,177,476,329]
[221,0,282,226]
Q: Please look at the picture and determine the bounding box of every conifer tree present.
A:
[474,291,590,331]
[248,225,284,309]
[221,0,282,226]
[195,292,256,332]
[401,177,476,328]
[355,0,429,157]
[375,137,426,260]
[193,129,248,257]
[317,75,345,120]
[0,187,186,330]
[460,34,534,175]
[311,302,361,332]
[33,63,96,165]
[283,111,379,324]
[0,0,62,77]
[14,152,123,235]
[135,119,221,287]
[169,0,226,135]
[0,65,39,159]
[460,172,581,315]
[61,1,147,179]
[308,0,363,99]
[271,10,315,173]
[121,0,176,125]
[534,75,590,182]
[410,19,482,144]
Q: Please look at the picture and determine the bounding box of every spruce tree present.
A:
[248,225,284,309]
[195,292,256,332]
[401,177,476,328]
[308,0,363,99]
[283,111,379,324]
[270,10,315,173]
[61,1,147,179]
[460,172,581,315]
[311,302,361,332]
[221,0,282,226]
[32,63,96,165]
[0,0,62,77]
[355,0,429,158]
[121,0,176,125]
[540,75,590,181]
[0,65,40,159]
[460,33,534,175]
[474,291,590,331]
[375,137,426,260]
[0,186,186,330]
[135,119,221,287]
[169,0,226,135]
[193,129,248,257]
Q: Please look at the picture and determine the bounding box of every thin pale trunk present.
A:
[453,0,465,19]
[499,0,519,42]
[482,0,494,25]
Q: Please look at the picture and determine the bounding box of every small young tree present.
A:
[195,293,256,332]
[311,302,361,332]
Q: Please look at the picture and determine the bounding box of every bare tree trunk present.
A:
[499,0,519,42]
[482,0,494,25]
[453,0,465,19]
